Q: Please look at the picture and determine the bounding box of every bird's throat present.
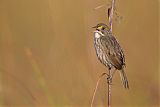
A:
[94,31,104,38]
[95,32,100,38]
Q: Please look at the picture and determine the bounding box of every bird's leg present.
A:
[107,74,112,85]
[107,68,112,85]
[107,68,116,85]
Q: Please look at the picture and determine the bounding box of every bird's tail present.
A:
[119,69,129,89]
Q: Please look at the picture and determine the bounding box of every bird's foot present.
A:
[107,74,112,85]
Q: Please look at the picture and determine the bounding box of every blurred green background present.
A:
[0,0,159,107]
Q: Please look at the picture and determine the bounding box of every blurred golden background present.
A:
[0,0,159,107]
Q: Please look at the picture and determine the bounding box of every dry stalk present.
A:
[91,73,107,107]
[107,0,116,107]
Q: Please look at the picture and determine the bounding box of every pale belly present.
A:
[94,38,112,69]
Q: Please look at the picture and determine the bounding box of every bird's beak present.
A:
[92,26,97,28]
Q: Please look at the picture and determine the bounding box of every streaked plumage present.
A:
[93,23,129,88]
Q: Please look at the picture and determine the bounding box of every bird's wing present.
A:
[100,36,125,69]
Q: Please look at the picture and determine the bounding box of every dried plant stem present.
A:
[94,5,105,10]
[108,0,116,107]
[109,0,116,31]
[91,73,107,107]
[107,70,112,107]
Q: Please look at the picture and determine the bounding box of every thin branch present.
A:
[91,73,107,107]
[107,0,116,107]
[94,5,105,10]
[109,0,116,32]
[107,70,112,107]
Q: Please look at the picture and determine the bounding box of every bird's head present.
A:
[92,23,110,31]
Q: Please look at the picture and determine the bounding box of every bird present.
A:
[92,23,129,89]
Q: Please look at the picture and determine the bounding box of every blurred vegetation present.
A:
[0,0,159,107]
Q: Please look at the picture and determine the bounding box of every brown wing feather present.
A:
[100,35,125,70]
